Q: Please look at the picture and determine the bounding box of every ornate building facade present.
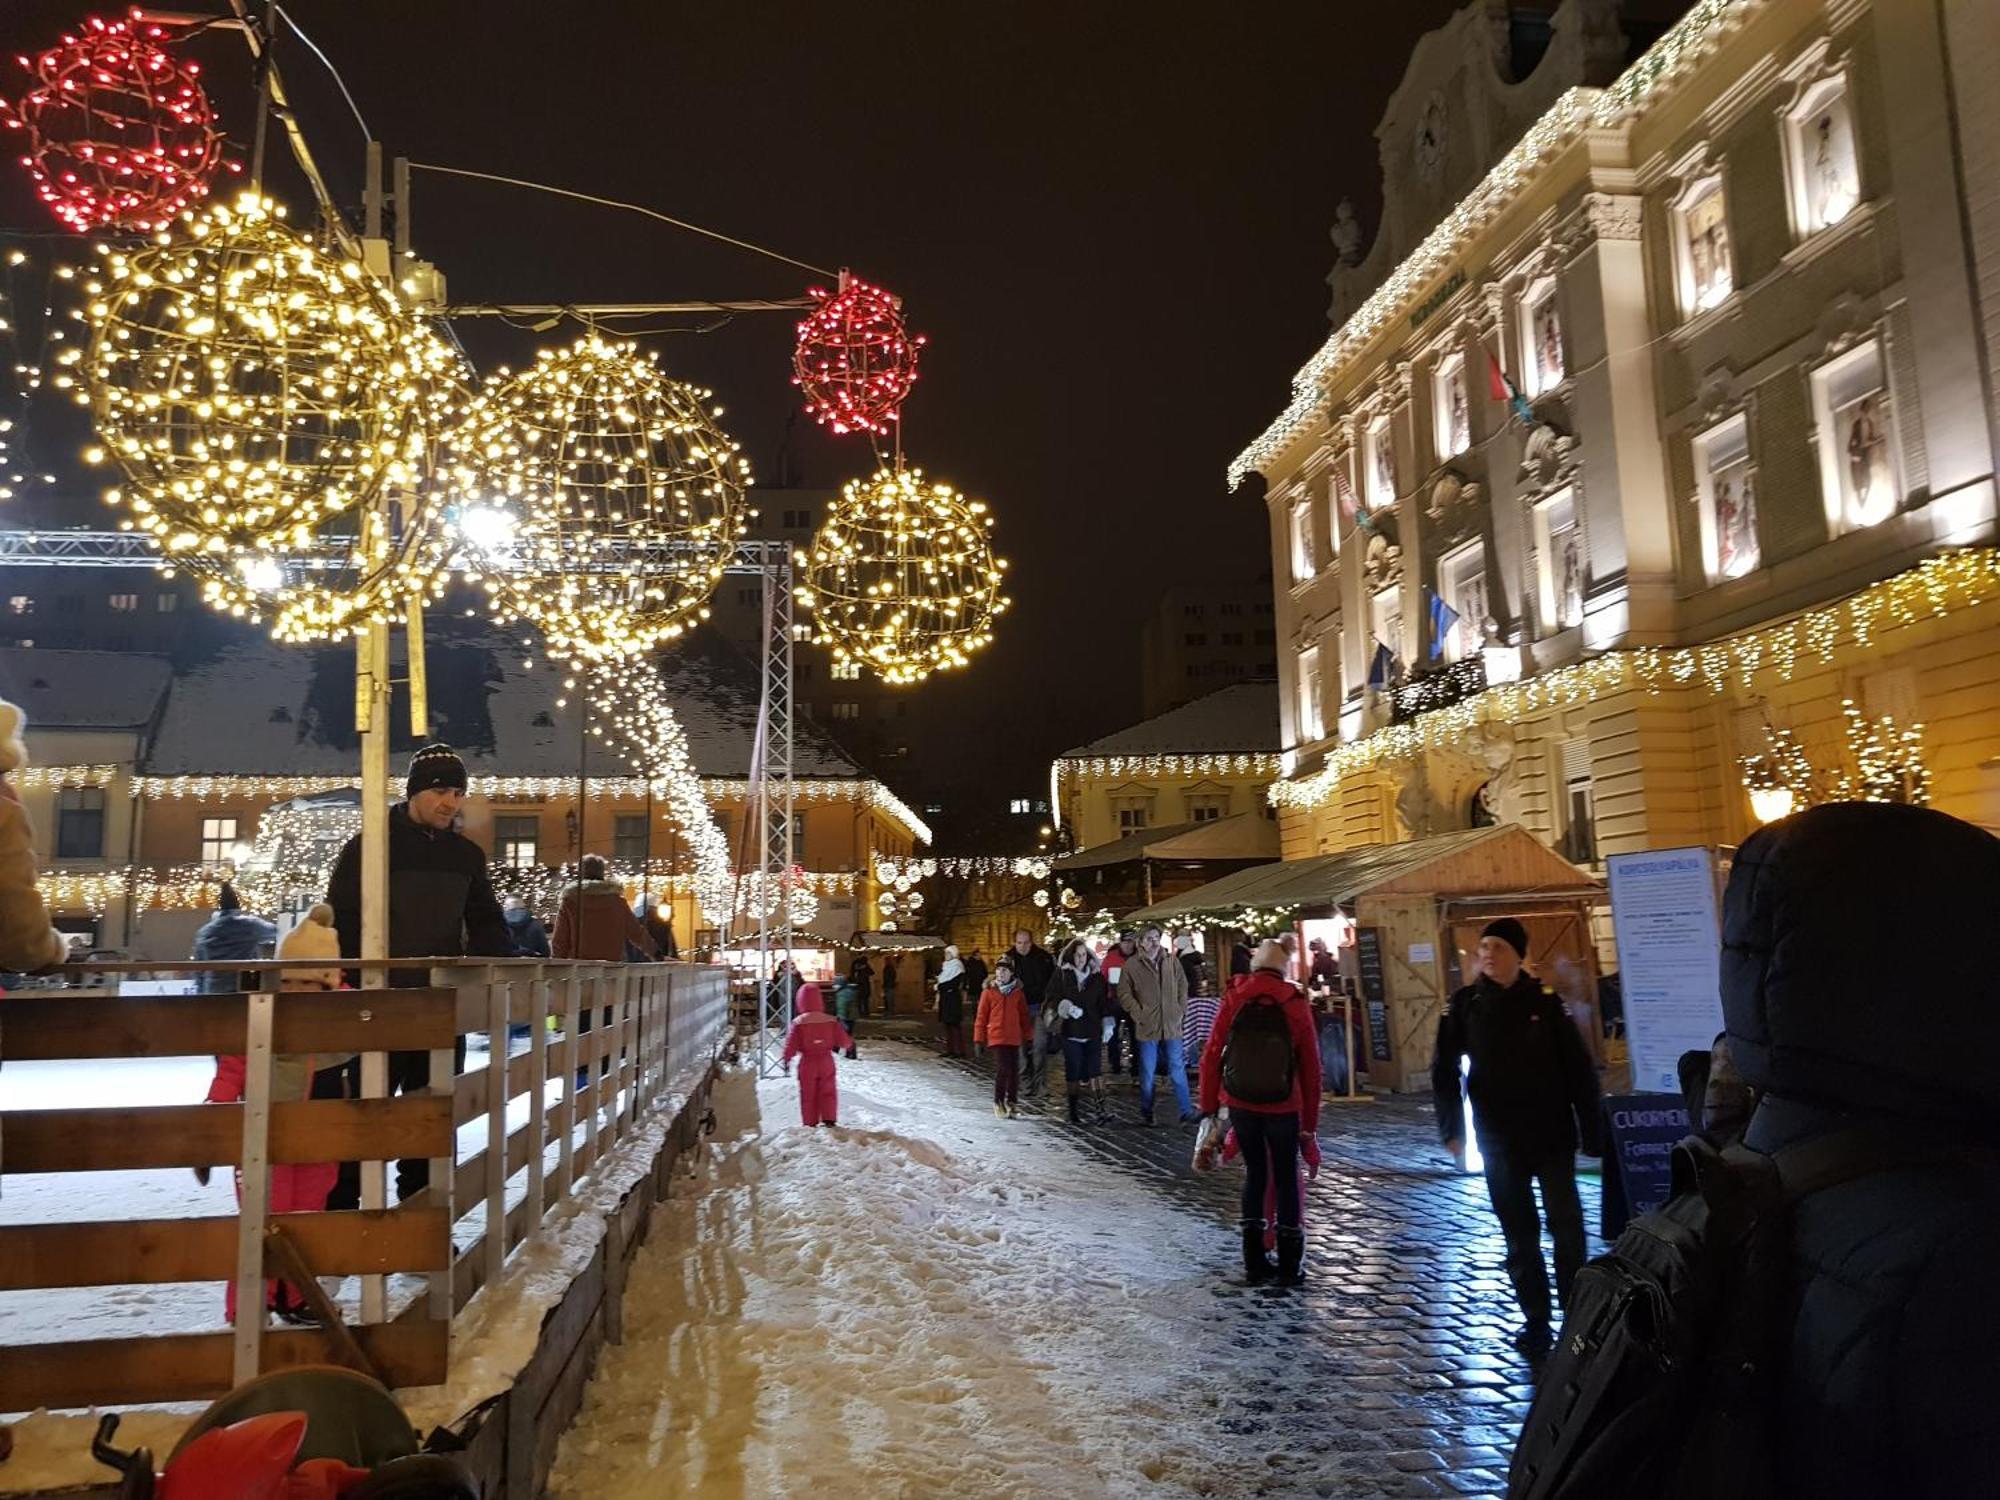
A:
[1242,0,2000,867]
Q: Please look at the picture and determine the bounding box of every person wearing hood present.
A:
[326,743,510,1206]
[974,957,1033,1118]
[202,902,352,1324]
[1704,802,2000,1496]
[1432,915,1600,1356]
[1201,939,1323,1284]
[191,882,277,995]
[1051,938,1109,1125]
[0,697,68,975]
[503,895,550,959]
[935,945,969,1057]
[781,983,852,1128]
[552,855,657,962]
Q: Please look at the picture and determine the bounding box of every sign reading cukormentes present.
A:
[1606,847,1725,1094]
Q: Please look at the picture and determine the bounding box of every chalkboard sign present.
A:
[1599,1092,1693,1238]
[1354,926,1393,1062]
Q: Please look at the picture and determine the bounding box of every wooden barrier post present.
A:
[231,985,277,1384]
[526,961,548,1228]
[484,964,508,1296]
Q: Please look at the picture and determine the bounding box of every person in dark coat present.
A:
[1050,938,1108,1125]
[1005,928,1057,1099]
[326,743,510,1205]
[190,882,276,994]
[846,955,873,1018]
[1715,802,2000,1497]
[502,895,550,958]
[634,895,679,960]
[1432,915,1600,1356]
[962,946,989,1001]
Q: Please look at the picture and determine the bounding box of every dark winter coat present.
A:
[1720,803,2000,1497]
[1050,962,1107,1042]
[962,955,989,997]
[1003,941,1056,1018]
[1199,968,1323,1132]
[847,959,873,1003]
[504,909,550,959]
[1431,969,1600,1156]
[191,908,277,994]
[328,802,510,985]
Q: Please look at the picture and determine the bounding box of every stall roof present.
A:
[847,931,946,952]
[1054,810,1280,872]
[1129,825,1601,923]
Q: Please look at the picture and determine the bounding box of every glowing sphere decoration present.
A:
[82,194,466,640]
[798,466,1009,686]
[792,275,923,436]
[453,336,750,663]
[1,10,231,234]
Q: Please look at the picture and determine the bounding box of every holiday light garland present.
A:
[12,763,123,790]
[793,275,924,436]
[1229,0,1768,488]
[798,466,1009,685]
[1273,550,2000,812]
[79,194,464,640]
[1,10,233,234]
[1054,752,1284,785]
[452,335,750,663]
[874,854,1050,883]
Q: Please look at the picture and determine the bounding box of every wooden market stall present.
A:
[1131,825,1602,1093]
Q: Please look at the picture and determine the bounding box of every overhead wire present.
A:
[269,4,373,144]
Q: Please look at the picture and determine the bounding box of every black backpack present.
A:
[1508,1130,1936,1500]
[1222,999,1295,1104]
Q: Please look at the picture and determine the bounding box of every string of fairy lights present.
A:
[1272,549,1996,812]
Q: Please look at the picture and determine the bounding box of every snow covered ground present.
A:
[549,1047,1332,1500]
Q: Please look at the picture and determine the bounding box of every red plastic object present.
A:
[157,1412,307,1500]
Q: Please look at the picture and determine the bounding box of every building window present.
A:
[1289,499,1315,582]
[1369,588,1402,683]
[831,701,861,720]
[780,507,815,529]
[789,623,812,643]
[1811,340,1897,533]
[1221,631,1244,646]
[1783,70,1859,239]
[200,816,238,865]
[1183,602,1206,618]
[1184,631,1208,647]
[613,815,648,862]
[1297,644,1325,743]
[1187,795,1227,823]
[55,788,105,860]
[1009,798,1032,815]
[108,592,139,612]
[156,592,177,612]
[736,587,758,606]
[1521,278,1564,396]
[494,815,539,870]
[1437,542,1489,663]
[1432,353,1471,460]
[7,596,31,615]
[1694,414,1759,582]
[831,659,861,680]
[1559,738,1598,864]
[1117,806,1150,835]
[1534,488,1584,633]
[1365,419,1396,510]
[1220,601,1242,616]
[1672,173,1734,315]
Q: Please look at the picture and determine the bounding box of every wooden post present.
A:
[556,968,580,1200]
[230,986,276,1384]
[526,962,547,1229]
[484,965,507,1296]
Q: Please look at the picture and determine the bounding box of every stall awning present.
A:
[847,931,947,952]
[1053,810,1281,873]
[1129,824,1601,924]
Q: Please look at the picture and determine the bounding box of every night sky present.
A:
[3,0,1467,841]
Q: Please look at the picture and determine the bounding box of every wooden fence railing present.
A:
[0,957,730,1414]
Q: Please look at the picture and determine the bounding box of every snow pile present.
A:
[548,1050,1249,1499]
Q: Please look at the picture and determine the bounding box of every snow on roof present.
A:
[143,622,867,780]
[1058,682,1280,760]
[0,648,172,729]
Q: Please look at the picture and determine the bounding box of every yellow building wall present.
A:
[1059,770,1275,852]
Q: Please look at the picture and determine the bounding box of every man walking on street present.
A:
[1006,927,1056,1100]
[328,743,511,1206]
[1432,916,1599,1358]
[1119,923,1194,1125]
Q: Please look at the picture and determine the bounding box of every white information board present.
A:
[1606,847,1725,1094]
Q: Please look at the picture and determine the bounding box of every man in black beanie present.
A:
[327,742,510,1205]
[1432,915,1601,1358]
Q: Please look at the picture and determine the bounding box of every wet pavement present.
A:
[901,1036,1605,1500]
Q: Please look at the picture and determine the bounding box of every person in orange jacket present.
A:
[973,957,1033,1118]
[781,983,852,1128]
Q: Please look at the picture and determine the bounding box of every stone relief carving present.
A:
[1330,198,1364,266]
[1426,469,1484,530]
[1518,420,1579,493]
[1362,529,1404,590]
[1555,191,1644,257]
[1380,359,1415,408]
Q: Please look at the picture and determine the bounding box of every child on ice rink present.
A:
[782,983,853,1127]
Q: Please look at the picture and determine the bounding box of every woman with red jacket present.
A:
[1199,938,1323,1285]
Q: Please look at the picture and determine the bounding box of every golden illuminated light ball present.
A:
[798,466,1010,686]
[450,335,750,663]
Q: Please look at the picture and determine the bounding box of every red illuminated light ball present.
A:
[792,274,924,436]
[1,10,232,234]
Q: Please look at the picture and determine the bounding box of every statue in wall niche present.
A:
[1426,471,1484,528]
[1467,720,1524,826]
[1362,530,1404,590]
[1518,420,1578,491]
[1330,199,1364,266]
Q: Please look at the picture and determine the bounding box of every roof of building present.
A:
[1053,810,1281,872]
[143,622,868,780]
[1057,682,1280,760]
[0,648,172,729]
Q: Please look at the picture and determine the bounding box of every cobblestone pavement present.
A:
[885,1033,1606,1499]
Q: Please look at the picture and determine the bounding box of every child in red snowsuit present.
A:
[782,983,852,1127]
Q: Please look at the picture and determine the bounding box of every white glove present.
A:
[1101,1018,1116,1044]
[1058,999,1082,1021]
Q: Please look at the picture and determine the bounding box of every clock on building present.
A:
[1415,92,1448,181]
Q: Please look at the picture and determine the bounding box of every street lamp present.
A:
[1748,784,1796,824]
